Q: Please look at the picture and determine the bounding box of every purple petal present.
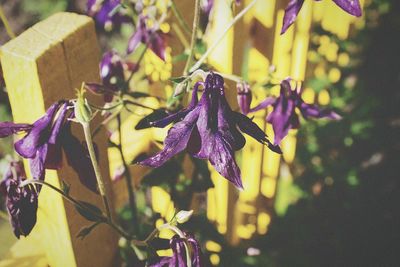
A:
[61,126,99,194]
[237,82,252,115]
[299,102,342,120]
[0,122,32,138]
[29,144,47,182]
[48,102,68,144]
[332,0,362,17]
[187,233,204,267]
[151,82,200,128]
[138,107,201,168]
[234,112,282,154]
[249,96,276,113]
[149,32,167,61]
[170,236,188,266]
[207,132,243,189]
[281,0,304,34]
[14,102,61,158]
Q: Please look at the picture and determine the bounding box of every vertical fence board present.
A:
[0,12,118,267]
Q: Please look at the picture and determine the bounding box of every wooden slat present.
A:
[0,12,118,267]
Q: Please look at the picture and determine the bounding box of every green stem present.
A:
[189,0,258,73]
[0,6,16,39]
[116,114,137,226]
[171,0,192,36]
[20,179,134,240]
[82,122,113,222]
[183,0,201,75]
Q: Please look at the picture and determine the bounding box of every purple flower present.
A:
[281,0,362,34]
[0,161,38,239]
[237,82,252,115]
[0,102,98,193]
[13,101,69,182]
[86,50,128,102]
[250,78,341,145]
[149,233,204,267]
[87,0,130,31]
[0,122,32,138]
[127,16,167,61]
[138,73,280,189]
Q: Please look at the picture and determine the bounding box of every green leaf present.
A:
[60,180,70,195]
[75,201,104,222]
[169,76,188,84]
[141,160,182,187]
[76,222,101,240]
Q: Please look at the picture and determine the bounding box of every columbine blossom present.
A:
[85,50,128,102]
[87,0,130,31]
[250,78,341,145]
[237,82,252,115]
[149,233,204,267]
[0,161,38,238]
[138,73,280,189]
[281,0,362,34]
[127,16,167,61]
[0,101,98,193]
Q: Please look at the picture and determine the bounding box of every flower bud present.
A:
[175,210,194,224]
[74,88,92,124]
[237,82,252,115]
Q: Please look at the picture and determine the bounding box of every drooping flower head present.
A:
[87,0,131,31]
[127,16,167,61]
[149,233,204,267]
[281,0,362,34]
[250,78,341,145]
[137,72,281,189]
[0,101,98,193]
[237,82,252,115]
[0,161,38,239]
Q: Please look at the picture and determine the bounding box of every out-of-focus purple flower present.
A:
[250,78,341,145]
[237,82,252,115]
[138,73,280,189]
[86,50,128,102]
[201,0,214,17]
[281,0,362,34]
[127,16,167,61]
[87,0,130,31]
[149,233,204,267]
[0,161,38,239]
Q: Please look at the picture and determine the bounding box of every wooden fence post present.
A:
[0,12,118,267]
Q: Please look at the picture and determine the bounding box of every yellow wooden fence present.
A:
[0,0,365,266]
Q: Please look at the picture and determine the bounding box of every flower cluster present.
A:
[87,0,131,31]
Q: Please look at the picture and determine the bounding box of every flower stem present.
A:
[171,0,191,36]
[0,6,16,39]
[189,0,257,73]
[183,0,201,75]
[20,179,134,240]
[82,122,113,222]
[116,114,137,226]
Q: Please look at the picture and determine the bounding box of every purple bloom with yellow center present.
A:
[138,73,280,189]
[127,16,167,61]
[149,233,204,267]
[0,161,38,239]
[250,78,341,145]
[87,0,130,31]
[281,0,362,34]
